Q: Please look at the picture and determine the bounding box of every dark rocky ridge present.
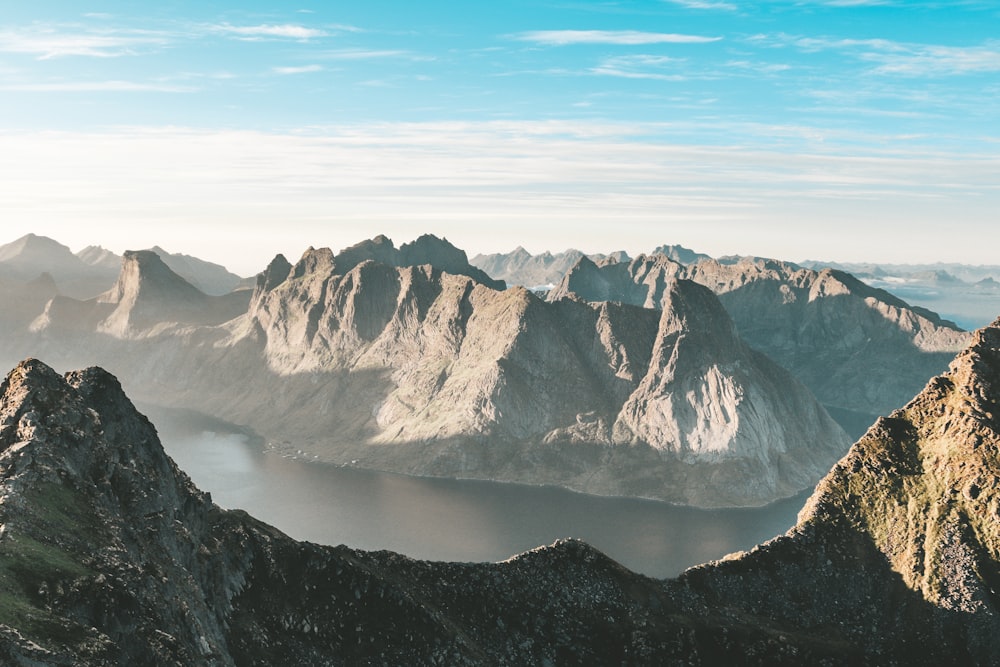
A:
[5,316,1000,662]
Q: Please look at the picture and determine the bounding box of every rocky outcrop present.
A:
[610,280,845,503]
[667,315,1000,663]
[549,253,971,426]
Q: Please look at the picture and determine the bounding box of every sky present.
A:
[1,1,998,276]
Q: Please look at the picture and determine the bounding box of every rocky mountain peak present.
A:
[99,250,203,306]
[252,253,293,305]
[795,316,1000,609]
[657,278,739,345]
[0,233,73,264]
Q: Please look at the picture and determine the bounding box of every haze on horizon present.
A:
[1,1,998,277]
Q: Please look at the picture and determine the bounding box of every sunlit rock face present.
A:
[549,253,970,421]
[242,250,848,507]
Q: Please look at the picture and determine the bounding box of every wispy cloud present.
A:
[4,124,997,272]
[511,30,721,46]
[0,80,196,92]
[591,55,687,80]
[210,23,326,40]
[662,0,738,10]
[317,49,416,61]
[0,26,171,59]
[272,64,324,75]
[768,34,1000,77]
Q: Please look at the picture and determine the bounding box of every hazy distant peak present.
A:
[0,233,74,263]
[76,244,121,269]
[652,244,709,265]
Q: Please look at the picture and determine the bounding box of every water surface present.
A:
[156,415,808,579]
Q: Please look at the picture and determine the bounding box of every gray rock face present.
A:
[231,253,848,506]
[333,233,506,291]
[469,247,630,288]
[549,253,970,423]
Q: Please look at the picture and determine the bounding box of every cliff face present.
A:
[549,253,970,423]
[13,237,853,506]
[235,252,848,506]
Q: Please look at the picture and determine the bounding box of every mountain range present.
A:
[3,313,1000,663]
[0,233,243,299]
[8,235,848,507]
[546,252,969,433]
[0,231,977,508]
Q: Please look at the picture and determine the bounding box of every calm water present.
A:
[156,414,808,580]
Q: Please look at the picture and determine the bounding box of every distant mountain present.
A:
[802,259,1000,330]
[20,235,849,507]
[31,251,251,338]
[78,244,245,296]
[548,254,970,430]
[651,243,710,265]
[4,317,1000,662]
[0,234,117,299]
[336,233,505,290]
[147,245,244,295]
[469,247,629,288]
[229,251,849,506]
[75,244,121,271]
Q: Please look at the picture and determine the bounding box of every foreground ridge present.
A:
[3,328,1000,663]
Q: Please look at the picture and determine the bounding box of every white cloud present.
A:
[0,27,171,59]
[662,0,738,10]
[272,64,324,75]
[591,55,686,80]
[318,49,414,60]
[2,123,997,274]
[0,80,196,92]
[762,33,1000,77]
[511,30,721,46]
[211,23,326,40]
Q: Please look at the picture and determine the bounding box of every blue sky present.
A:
[1,1,998,274]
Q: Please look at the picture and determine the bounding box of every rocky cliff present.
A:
[549,253,970,428]
[222,249,848,506]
